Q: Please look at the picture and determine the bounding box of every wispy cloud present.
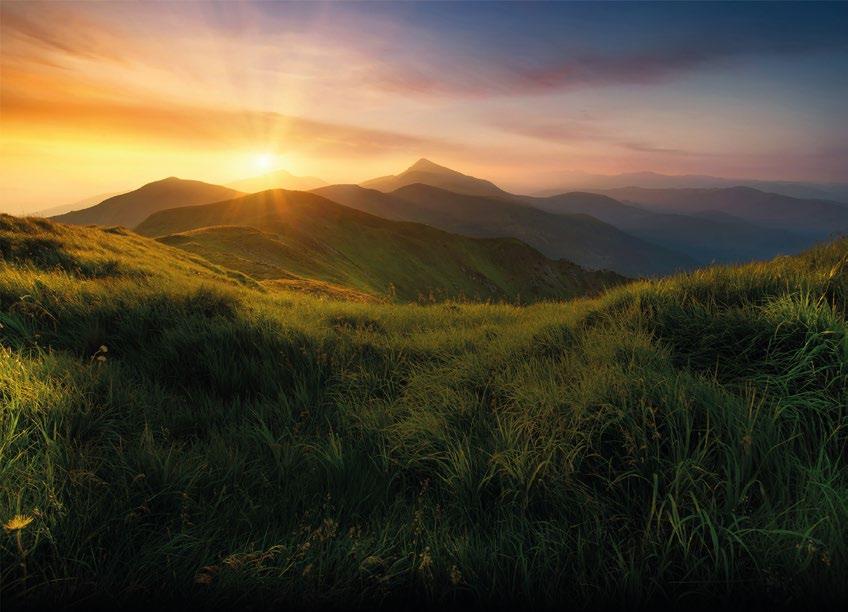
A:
[490,116,699,157]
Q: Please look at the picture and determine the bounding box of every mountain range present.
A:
[135,189,624,302]
[316,183,691,276]
[534,170,848,203]
[41,158,844,286]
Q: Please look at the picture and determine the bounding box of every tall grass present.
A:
[1,215,846,608]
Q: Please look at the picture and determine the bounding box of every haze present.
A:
[2,0,847,214]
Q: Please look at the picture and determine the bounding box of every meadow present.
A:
[1,214,847,608]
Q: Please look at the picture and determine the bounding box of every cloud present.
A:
[1,90,459,157]
[490,116,698,157]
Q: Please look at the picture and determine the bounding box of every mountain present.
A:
[314,183,695,277]
[135,189,625,302]
[520,191,813,264]
[534,170,848,203]
[228,168,327,193]
[33,191,122,218]
[356,162,820,266]
[52,178,242,228]
[361,158,509,197]
[595,186,848,237]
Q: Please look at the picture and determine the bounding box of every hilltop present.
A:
[137,189,624,302]
[1,213,846,608]
[51,178,242,228]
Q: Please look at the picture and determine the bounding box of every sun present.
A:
[254,153,273,171]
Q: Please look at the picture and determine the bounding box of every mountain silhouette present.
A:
[52,178,242,228]
[361,158,508,197]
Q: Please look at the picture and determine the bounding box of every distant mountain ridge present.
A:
[595,186,848,237]
[135,189,625,302]
[534,170,848,203]
[52,178,242,228]
[228,168,327,193]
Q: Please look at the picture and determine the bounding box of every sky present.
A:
[2,1,847,214]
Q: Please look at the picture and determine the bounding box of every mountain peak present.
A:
[406,158,452,174]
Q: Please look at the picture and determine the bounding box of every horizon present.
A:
[2,1,847,213]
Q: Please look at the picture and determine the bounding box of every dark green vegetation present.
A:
[139,189,625,302]
[2,213,847,609]
[53,177,242,228]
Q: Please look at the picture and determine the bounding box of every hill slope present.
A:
[361,158,509,197]
[228,168,327,193]
[2,213,846,608]
[315,183,695,276]
[137,189,625,302]
[51,178,242,228]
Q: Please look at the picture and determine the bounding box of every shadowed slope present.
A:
[315,183,694,276]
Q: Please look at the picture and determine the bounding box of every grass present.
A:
[1,214,847,609]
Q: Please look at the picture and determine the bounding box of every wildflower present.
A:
[303,563,313,576]
[99,345,108,353]
[450,565,462,585]
[96,355,107,362]
[418,546,432,571]
[4,515,33,532]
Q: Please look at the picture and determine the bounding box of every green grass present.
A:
[1,214,847,608]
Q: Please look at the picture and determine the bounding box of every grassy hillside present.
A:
[137,190,624,302]
[52,178,242,228]
[1,213,847,608]
[316,183,695,276]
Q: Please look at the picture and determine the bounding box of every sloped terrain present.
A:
[138,190,624,302]
[1,213,846,608]
[316,183,695,276]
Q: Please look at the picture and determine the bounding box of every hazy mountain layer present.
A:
[51,178,242,228]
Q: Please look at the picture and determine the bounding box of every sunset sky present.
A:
[2,1,847,214]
